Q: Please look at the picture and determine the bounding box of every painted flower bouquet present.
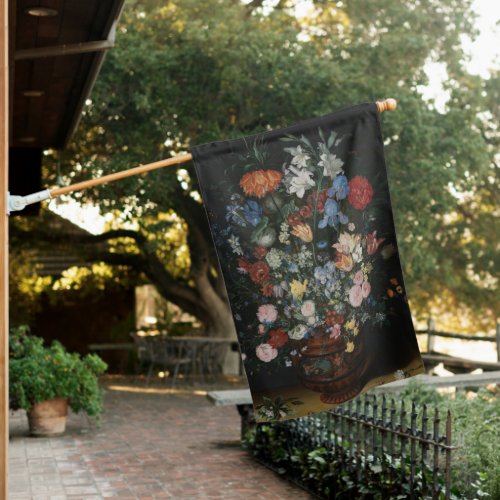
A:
[222,128,395,407]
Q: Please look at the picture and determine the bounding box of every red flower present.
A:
[261,282,273,297]
[348,176,373,210]
[237,258,251,273]
[287,212,302,226]
[326,310,345,326]
[307,189,328,213]
[239,170,283,198]
[249,261,270,284]
[253,246,268,259]
[366,230,385,255]
[300,205,313,219]
[268,328,288,348]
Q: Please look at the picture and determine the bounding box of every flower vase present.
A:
[292,326,367,404]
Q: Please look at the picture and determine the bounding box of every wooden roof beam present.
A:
[14,39,115,60]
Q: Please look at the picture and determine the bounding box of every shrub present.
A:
[9,325,108,418]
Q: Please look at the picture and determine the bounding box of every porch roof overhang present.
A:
[10,0,125,150]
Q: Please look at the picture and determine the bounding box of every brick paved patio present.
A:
[9,378,311,499]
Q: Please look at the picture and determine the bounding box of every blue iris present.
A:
[328,175,349,200]
[242,200,262,227]
[318,199,339,228]
[314,266,328,284]
[225,203,246,227]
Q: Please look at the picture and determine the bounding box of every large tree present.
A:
[32,0,497,333]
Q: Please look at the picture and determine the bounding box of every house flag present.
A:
[192,102,424,422]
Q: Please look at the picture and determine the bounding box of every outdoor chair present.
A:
[200,342,227,381]
[130,333,192,386]
[160,338,193,386]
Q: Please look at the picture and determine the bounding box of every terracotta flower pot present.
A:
[27,397,68,436]
[292,326,367,404]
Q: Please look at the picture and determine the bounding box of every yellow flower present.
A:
[353,327,359,336]
[291,223,313,242]
[290,279,308,301]
[345,341,355,353]
[345,319,356,331]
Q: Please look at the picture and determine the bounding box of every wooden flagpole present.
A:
[49,99,397,199]
[51,153,193,197]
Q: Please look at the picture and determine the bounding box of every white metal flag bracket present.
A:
[7,189,52,215]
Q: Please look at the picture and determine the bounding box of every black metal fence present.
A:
[253,393,453,499]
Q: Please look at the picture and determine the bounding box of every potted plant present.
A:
[9,326,107,436]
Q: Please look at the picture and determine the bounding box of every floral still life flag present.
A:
[192,102,424,422]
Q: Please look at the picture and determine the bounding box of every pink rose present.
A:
[348,285,363,307]
[353,270,364,285]
[329,324,341,339]
[257,304,278,324]
[256,343,278,362]
[362,281,371,298]
[301,300,316,317]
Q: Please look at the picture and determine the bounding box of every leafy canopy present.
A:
[46,0,499,328]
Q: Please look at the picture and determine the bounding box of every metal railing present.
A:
[254,393,453,499]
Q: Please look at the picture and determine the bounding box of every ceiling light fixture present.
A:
[22,90,45,97]
[25,7,58,17]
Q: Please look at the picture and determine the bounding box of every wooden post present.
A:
[0,0,9,496]
[496,322,500,362]
[427,317,435,353]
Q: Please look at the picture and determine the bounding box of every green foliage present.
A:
[246,384,500,498]
[9,326,108,417]
[401,382,499,498]
[247,422,445,498]
[44,0,498,328]
[435,390,498,499]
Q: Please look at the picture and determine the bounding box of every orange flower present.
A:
[291,223,313,242]
[334,252,353,272]
[261,282,274,297]
[239,170,283,198]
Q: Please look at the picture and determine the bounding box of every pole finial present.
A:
[376,98,397,113]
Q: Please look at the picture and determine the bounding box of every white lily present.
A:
[319,152,343,178]
[290,145,310,168]
[287,166,315,198]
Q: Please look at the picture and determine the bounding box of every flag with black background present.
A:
[192,102,424,422]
